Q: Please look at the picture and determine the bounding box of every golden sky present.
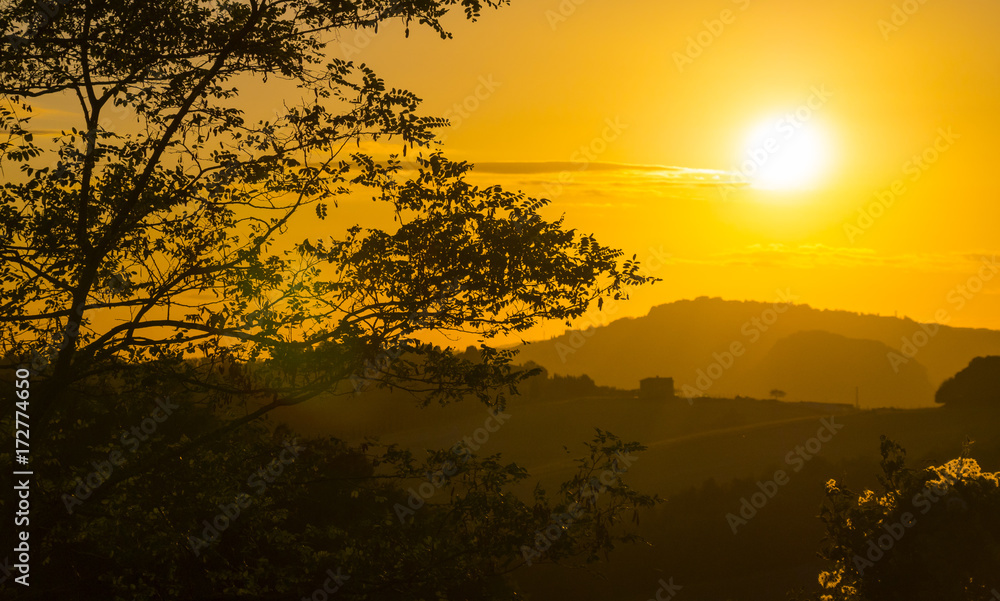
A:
[326,0,1000,336]
[25,0,1000,342]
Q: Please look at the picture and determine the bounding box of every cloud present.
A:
[465,160,742,185]
[455,161,749,206]
[386,156,741,184]
[23,105,77,119]
[357,157,750,205]
[465,161,720,176]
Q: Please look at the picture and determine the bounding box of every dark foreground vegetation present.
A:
[2,0,998,598]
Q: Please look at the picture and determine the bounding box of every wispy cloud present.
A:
[466,161,723,177]
[454,161,749,206]
[466,160,741,185]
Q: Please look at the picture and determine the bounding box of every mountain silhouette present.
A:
[756,330,934,407]
[517,297,1000,408]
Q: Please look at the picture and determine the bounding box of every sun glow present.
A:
[738,116,834,191]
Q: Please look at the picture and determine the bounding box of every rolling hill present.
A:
[514,297,1000,408]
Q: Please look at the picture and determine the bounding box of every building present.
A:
[639,376,676,400]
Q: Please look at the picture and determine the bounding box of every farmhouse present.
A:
[639,376,677,400]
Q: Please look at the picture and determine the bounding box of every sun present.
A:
[737,115,834,191]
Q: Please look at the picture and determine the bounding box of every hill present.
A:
[756,330,935,406]
[514,297,1000,408]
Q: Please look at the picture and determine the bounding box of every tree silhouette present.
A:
[0,1,658,598]
[935,356,1000,408]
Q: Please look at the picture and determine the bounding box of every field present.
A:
[275,389,1000,599]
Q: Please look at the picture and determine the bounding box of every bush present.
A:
[804,437,1000,601]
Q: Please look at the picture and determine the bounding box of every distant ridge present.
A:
[516,297,1000,408]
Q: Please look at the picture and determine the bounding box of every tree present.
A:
[935,356,1000,408]
[800,437,1000,601]
[770,389,786,401]
[0,1,659,598]
[0,380,657,600]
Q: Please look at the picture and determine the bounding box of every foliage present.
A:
[935,356,1000,407]
[0,0,654,417]
[804,437,1000,601]
[0,379,657,600]
[0,0,659,598]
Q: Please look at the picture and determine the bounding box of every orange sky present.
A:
[326,0,1000,337]
[25,0,1000,342]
